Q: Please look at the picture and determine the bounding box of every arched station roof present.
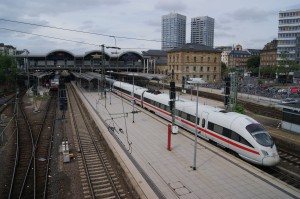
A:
[46,49,75,60]
[118,51,143,61]
[84,50,110,60]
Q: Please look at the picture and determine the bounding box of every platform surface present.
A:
[75,83,300,199]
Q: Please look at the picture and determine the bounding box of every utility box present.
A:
[62,141,70,163]
[63,151,70,163]
[172,125,178,134]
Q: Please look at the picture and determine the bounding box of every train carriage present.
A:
[109,79,280,166]
[50,75,60,90]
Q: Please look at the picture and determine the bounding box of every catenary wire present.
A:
[0,18,164,43]
[0,27,154,50]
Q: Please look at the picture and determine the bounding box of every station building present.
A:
[16,49,147,73]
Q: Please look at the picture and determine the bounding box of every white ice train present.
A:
[107,79,280,166]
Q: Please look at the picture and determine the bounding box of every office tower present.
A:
[162,13,186,51]
[191,16,215,47]
[278,9,300,63]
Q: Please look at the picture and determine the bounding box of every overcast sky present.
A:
[0,0,299,55]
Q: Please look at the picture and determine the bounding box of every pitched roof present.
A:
[168,43,221,53]
[142,50,167,56]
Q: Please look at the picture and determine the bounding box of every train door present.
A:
[200,112,209,138]
[141,90,146,108]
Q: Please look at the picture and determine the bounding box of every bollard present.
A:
[168,124,171,151]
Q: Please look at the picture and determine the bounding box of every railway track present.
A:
[34,93,57,199]
[6,92,56,199]
[8,94,35,199]
[68,84,137,199]
[259,149,300,190]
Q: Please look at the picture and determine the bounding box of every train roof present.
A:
[113,81,147,95]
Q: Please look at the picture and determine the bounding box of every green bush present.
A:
[235,103,244,114]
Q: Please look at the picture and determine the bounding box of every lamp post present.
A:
[101,45,105,98]
[106,45,121,103]
[132,73,135,123]
[92,54,101,95]
[107,70,113,105]
[187,79,202,171]
[24,49,30,91]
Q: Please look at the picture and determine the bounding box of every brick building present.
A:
[167,43,222,83]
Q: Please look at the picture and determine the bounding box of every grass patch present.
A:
[35,95,50,100]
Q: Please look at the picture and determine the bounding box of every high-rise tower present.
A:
[278,9,300,64]
[161,13,186,51]
[191,16,215,47]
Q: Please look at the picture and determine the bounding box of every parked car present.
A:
[277,88,288,94]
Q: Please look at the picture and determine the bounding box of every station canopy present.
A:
[71,72,104,81]
[71,71,167,82]
[32,72,53,78]
[115,72,168,81]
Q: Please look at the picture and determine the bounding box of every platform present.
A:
[73,82,300,199]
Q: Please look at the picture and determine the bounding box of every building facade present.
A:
[161,13,186,51]
[278,9,300,63]
[191,16,215,48]
[260,39,278,68]
[0,43,16,56]
[228,45,250,73]
[142,50,167,74]
[167,43,221,83]
[215,46,232,66]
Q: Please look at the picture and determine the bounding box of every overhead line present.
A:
[0,27,152,50]
[0,27,99,46]
[0,18,163,43]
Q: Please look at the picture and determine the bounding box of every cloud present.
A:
[215,32,235,38]
[0,0,129,18]
[144,20,160,27]
[154,0,187,12]
[225,8,275,23]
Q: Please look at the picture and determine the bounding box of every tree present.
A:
[221,62,227,79]
[277,52,298,83]
[246,56,260,76]
[0,54,17,90]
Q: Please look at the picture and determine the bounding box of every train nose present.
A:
[262,153,280,166]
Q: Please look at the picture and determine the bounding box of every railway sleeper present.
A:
[95,190,116,198]
[88,166,105,172]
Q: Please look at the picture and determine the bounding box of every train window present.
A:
[208,122,214,130]
[197,118,200,125]
[157,103,161,109]
[202,119,205,128]
[150,100,154,105]
[177,110,182,117]
[240,137,254,148]
[134,94,140,99]
[223,128,231,138]
[213,124,223,135]
[190,115,196,123]
[246,123,274,147]
[187,114,191,121]
[231,131,240,142]
[144,98,150,104]
[166,105,170,112]
[181,112,187,120]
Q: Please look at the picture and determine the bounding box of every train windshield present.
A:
[246,123,274,147]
